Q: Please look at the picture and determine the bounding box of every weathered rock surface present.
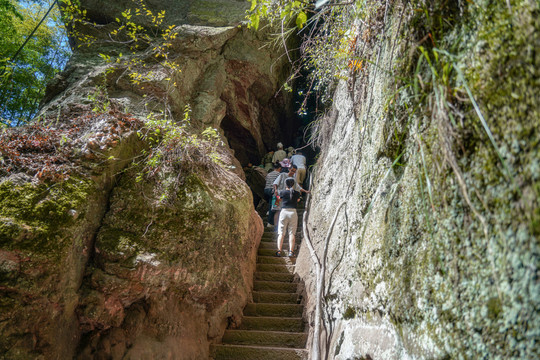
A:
[0,104,264,359]
[243,166,267,206]
[77,169,261,359]
[52,21,298,165]
[0,110,145,359]
[0,2,296,358]
[295,0,539,359]
[79,0,250,28]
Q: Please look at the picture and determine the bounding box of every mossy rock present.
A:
[0,177,93,255]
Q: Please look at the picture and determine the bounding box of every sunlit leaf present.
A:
[296,11,307,29]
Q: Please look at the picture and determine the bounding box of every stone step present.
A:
[210,344,308,360]
[257,256,297,265]
[262,232,302,238]
[243,303,303,317]
[254,281,298,293]
[221,330,307,348]
[255,272,295,282]
[237,316,304,332]
[256,264,295,273]
[253,291,299,304]
[259,241,293,249]
[212,206,307,360]
[261,235,301,243]
[258,248,280,256]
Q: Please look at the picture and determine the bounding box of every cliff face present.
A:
[1,0,537,358]
[0,1,295,358]
[78,0,249,28]
[296,0,539,359]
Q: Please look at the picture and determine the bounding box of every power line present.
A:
[0,0,58,76]
[0,0,60,125]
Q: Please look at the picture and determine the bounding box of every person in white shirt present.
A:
[290,150,307,186]
[273,166,307,194]
[272,142,287,164]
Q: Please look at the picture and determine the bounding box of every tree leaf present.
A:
[250,13,260,30]
[296,11,307,29]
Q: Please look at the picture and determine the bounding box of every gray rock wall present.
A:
[79,0,249,28]
[295,0,539,359]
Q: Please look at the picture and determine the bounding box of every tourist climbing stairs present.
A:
[210,208,308,360]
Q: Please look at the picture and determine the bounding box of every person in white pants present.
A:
[276,178,301,257]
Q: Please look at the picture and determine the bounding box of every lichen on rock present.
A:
[294,0,539,359]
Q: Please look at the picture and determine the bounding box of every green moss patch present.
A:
[0,178,93,255]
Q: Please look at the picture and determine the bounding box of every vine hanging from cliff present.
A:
[247,0,385,107]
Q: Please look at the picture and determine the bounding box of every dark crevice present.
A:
[81,170,125,271]
[220,115,260,166]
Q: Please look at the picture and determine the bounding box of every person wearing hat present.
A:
[287,146,295,158]
[272,142,287,164]
[280,158,291,173]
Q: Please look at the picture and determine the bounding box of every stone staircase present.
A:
[210,208,308,360]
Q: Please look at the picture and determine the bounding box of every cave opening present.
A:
[220,114,260,167]
[221,70,321,210]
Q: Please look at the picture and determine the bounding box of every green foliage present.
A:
[136,106,226,205]
[246,0,380,100]
[0,1,23,71]
[60,0,91,45]
[295,10,307,29]
[87,84,110,113]
[78,0,182,111]
[0,0,71,126]
[61,0,226,206]
[247,0,307,31]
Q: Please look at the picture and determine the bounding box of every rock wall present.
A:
[296,0,539,359]
[48,24,297,166]
[79,0,250,28]
[0,1,296,358]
